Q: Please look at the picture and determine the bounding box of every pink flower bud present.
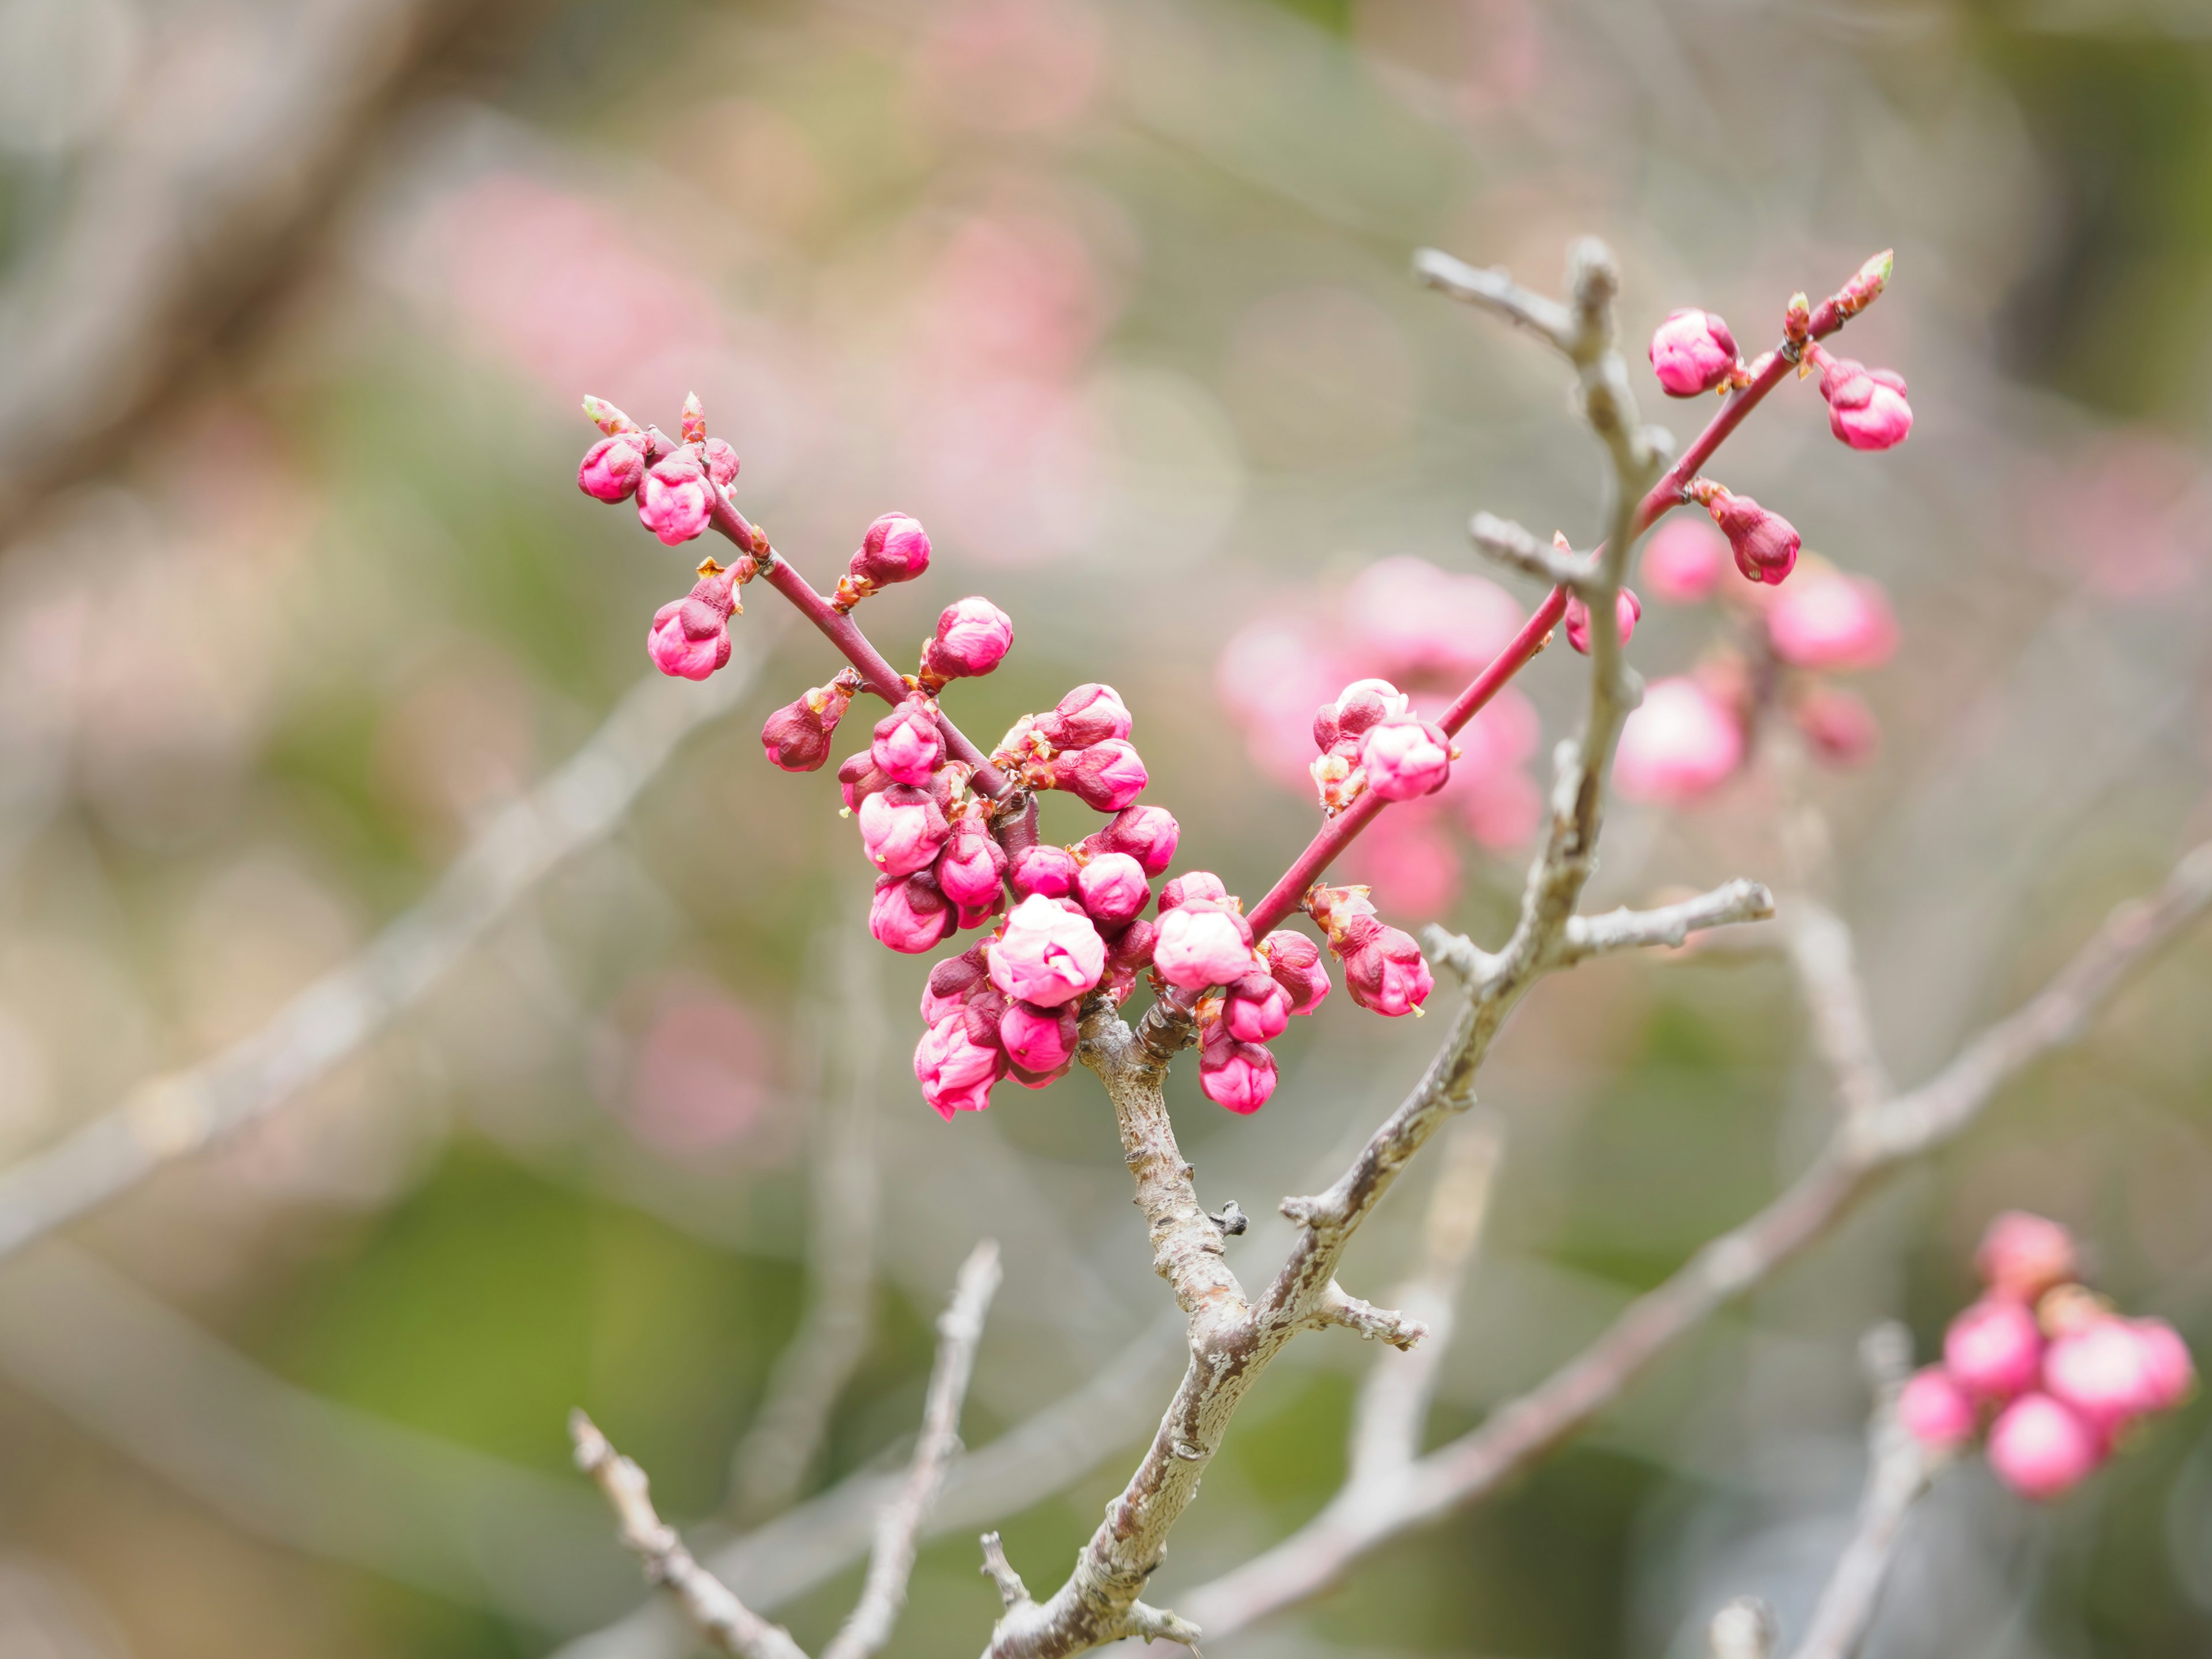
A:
[1199,1032,1278,1115]
[579,432,650,502]
[1154,900,1259,991]
[872,697,947,786]
[1767,573,1899,672]
[1053,739,1148,812]
[1791,685,1880,768]
[1818,356,1913,451]
[2044,1317,2171,1433]
[2135,1319,2196,1413]
[679,390,709,447]
[936,815,1009,910]
[1103,915,1158,1002]
[1613,677,1744,803]
[1564,588,1642,656]
[1649,308,1741,397]
[1335,916,1433,1017]
[1359,714,1453,802]
[1702,488,1800,586]
[914,1012,1005,1119]
[1037,683,1133,751]
[921,947,989,1024]
[1945,1298,2044,1401]
[858,783,951,878]
[1319,679,1410,748]
[1087,804,1179,877]
[1987,1392,2103,1500]
[1222,971,1291,1044]
[1158,871,1229,914]
[1009,843,1080,900]
[850,512,933,589]
[1076,851,1150,926]
[987,893,1108,1008]
[872,870,956,955]
[647,571,737,681]
[999,998,1079,1073]
[1260,930,1331,1015]
[1975,1211,2077,1303]
[761,677,855,773]
[838,751,892,813]
[923,596,1014,681]
[638,453,716,546]
[703,437,741,487]
[1641,518,1728,603]
[1898,1365,1979,1450]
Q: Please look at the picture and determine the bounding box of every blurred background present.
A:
[0,0,2210,1655]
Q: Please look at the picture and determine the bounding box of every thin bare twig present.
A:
[1787,900,1892,1120]
[1469,512,1599,591]
[1559,878,1777,964]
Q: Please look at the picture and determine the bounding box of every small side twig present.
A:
[1313,1283,1429,1351]
[1787,900,1892,1121]
[1469,512,1599,591]
[1556,879,1777,964]
[980,1532,1031,1610]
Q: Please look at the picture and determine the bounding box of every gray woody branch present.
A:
[576,1242,1003,1659]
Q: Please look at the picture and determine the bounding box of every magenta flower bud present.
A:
[1987,1393,2103,1501]
[1154,900,1259,991]
[647,571,737,681]
[1326,679,1410,743]
[1359,715,1453,802]
[1897,1365,1979,1451]
[851,512,932,589]
[1259,931,1331,1016]
[1076,851,1150,926]
[914,1012,1005,1119]
[1222,971,1291,1044]
[1010,844,1080,900]
[1052,739,1148,813]
[872,697,946,787]
[838,751,892,813]
[1640,518,1728,604]
[1159,871,1229,914]
[701,437,740,487]
[1089,804,1179,877]
[761,677,855,774]
[1564,588,1642,656]
[579,432,650,502]
[922,596,1014,682]
[638,453,715,546]
[1101,914,1158,1003]
[1818,355,1913,451]
[2134,1319,2196,1413]
[921,947,990,1024]
[987,893,1108,1008]
[1945,1298,2044,1401]
[1648,308,1741,397]
[2044,1317,2168,1433]
[1199,1025,1277,1115]
[1336,917,1433,1017]
[1976,1212,2078,1304]
[858,783,950,878]
[935,816,1009,910]
[999,999,1079,1073]
[1702,488,1800,586]
[872,870,956,955]
[1791,685,1880,768]
[1767,573,1899,672]
[1036,683,1132,751]
[1613,677,1744,804]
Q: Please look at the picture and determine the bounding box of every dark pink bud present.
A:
[1987,1392,2103,1500]
[1945,1298,2044,1401]
[858,783,950,878]
[922,596,1014,681]
[921,947,990,1024]
[1052,738,1148,812]
[956,898,1003,933]
[1222,972,1291,1044]
[638,453,715,546]
[1309,888,1431,1018]
[1076,851,1150,926]
[1259,931,1331,1016]
[1791,685,1879,768]
[1036,683,1132,751]
[872,696,947,786]
[936,815,1009,910]
[1897,1366,1978,1450]
[851,512,933,588]
[1976,1212,2078,1304]
[1078,805,1179,879]
[1817,354,1913,451]
[1106,914,1158,975]
[761,676,855,773]
[1563,588,1642,656]
[1359,714,1453,802]
[647,571,736,681]
[1199,1022,1277,1115]
[1702,487,1800,586]
[1640,518,1727,603]
[1155,900,1259,991]
[1010,844,1080,900]
[914,1011,1004,1119]
[1327,679,1408,743]
[579,432,649,502]
[872,870,956,955]
[1648,308,1740,397]
[1158,871,1229,914]
[999,999,1079,1073]
[838,751,892,813]
[701,437,740,486]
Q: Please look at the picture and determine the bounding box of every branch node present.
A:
[1126,1600,1203,1646]
[978,1532,1031,1609]
[1317,1282,1429,1351]
[1207,1200,1249,1236]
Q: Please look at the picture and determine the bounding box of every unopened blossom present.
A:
[851,512,932,589]
[923,596,1014,681]
[1009,843,1080,900]
[1649,308,1740,397]
[1199,1025,1277,1115]
[1945,1298,2044,1400]
[647,571,737,681]
[872,870,956,955]
[1222,971,1291,1044]
[1898,1366,1979,1450]
[914,1012,1004,1119]
[1103,915,1158,1002]
[1036,683,1132,751]
[998,998,1079,1074]
[2134,1319,2197,1412]
[1053,738,1147,812]
[935,813,1009,910]
[838,752,892,813]
[1613,677,1744,803]
[921,948,988,1024]
[638,453,716,545]
[1696,484,1800,585]
[1359,714,1453,802]
[1259,930,1331,1015]
[1791,685,1880,767]
[1158,871,1229,913]
[1767,572,1899,672]
[1313,679,1410,750]
[2044,1317,2192,1431]
[1154,900,1259,991]
[1075,851,1150,926]
[1086,804,1179,877]
[1987,1393,2103,1500]
[761,676,854,773]
[1976,1212,2078,1304]
[1309,886,1431,1017]
[1817,354,1914,451]
[858,783,950,878]
[988,893,1107,1007]
[1641,518,1728,603]
[1564,588,1642,656]
[872,696,946,786]
[579,431,650,502]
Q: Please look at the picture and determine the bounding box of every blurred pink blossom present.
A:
[1641,517,1728,603]
[1613,677,1743,804]
[625,986,779,1155]
[1345,556,1524,679]
[910,0,1106,135]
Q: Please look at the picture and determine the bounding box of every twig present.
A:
[1469,512,1599,591]
[980,1533,1030,1609]
[1557,878,1777,964]
[1787,900,1892,1121]
[0,652,762,1264]
[1412,248,1577,350]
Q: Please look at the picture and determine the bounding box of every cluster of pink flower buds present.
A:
[1305,884,1433,1018]
[991,683,1150,812]
[1897,1213,2195,1501]
[1309,679,1455,812]
[579,392,743,548]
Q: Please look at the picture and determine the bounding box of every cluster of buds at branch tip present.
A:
[833,512,933,612]
[1304,884,1434,1017]
[1309,679,1456,812]
[1896,1212,2195,1500]
[990,684,1149,811]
